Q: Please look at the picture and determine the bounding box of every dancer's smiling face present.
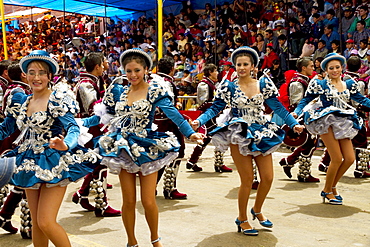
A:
[326,60,343,80]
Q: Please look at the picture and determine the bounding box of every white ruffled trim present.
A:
[101,151,178,176]
[306,114,358,140]
[211,123,281,157]
[75,118,93,146]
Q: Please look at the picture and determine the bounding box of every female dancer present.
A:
[98,48,204,247]
[0,50,99,246]
[191,46,304,236]
[294,53,370,204]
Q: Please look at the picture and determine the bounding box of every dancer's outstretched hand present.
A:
[49,134,69,151]
[291,112,298,118]
[293,125,305,134]
[189,133,205,144]
[191,120,200,131]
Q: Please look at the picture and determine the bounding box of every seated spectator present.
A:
[322,9,339,32]
[252,33,264,54]
[261,45,279,71]
[358,39,369,60]
[204,50,215,65]
[269,59,285,89]
[343,39,356,59]
[313,40,329,61]
[219,61,235,82]
[320,24,341,50]
[329,40,341,54]
[314,57,325,75]
[352,20,370,48]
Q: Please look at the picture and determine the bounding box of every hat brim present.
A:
[120,48,153,70]
[231,46,260,67]
[321,53,346,71]
[20,54,59,74]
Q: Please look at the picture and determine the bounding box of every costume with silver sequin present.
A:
[0,84,99,188]
[197,77,299,157]
[100,78,195,176]
[294,78,370,139]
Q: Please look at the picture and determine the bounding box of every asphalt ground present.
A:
[0,143,369,247]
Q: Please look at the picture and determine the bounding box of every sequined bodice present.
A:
[326,83,351,109]
[112,87,152,138]
[232,81,267,125]
[15,98,54,154]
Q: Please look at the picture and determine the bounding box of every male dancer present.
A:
[154,56,187,199]
[0,62,33,239]
[186,63,232,173]
[72,52,121,217]
[319,56,370,178]
[279,57,320,182]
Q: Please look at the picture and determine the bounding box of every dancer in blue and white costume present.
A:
[98,48,204,247]
[293,53,370,205]
[0,50,99,246]
[191,46,304,236]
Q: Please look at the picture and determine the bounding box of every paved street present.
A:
[0,143,369,247]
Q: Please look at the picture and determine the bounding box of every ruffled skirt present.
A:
[305,114,358,140]
[99,130,180,176]
[101,151,177,176]
[210,120,285,157]
[7,145,99,189]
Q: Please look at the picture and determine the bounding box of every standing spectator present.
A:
[341,7,356,38]
[269,59,285,89]
[311,13,323,41]
[298,13,312,43]
[220,2,234,26]
[277,34,289,72]
[216,36,227,62]
[196,52,206,75]
[288,17,302,57]
[262,29,279,53]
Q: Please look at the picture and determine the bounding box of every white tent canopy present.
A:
[5,7,49,19]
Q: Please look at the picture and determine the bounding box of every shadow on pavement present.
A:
[195,231,278,247]
[283,203,368,218]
